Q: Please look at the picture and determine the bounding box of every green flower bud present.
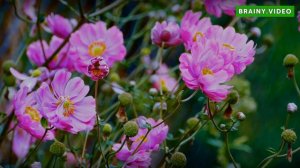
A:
[3,75,16,87]
[109,72,120,82]
[282,129,297,144]
[118,92,133,106]
[2,60,16,74]
[123,121,139,137]
[103,123,112,136]
[186,117,200,129]
[283,54,298,68]
[171,152,187,168]
[31,69,42,77]
[263,34,274,47]
[226,90,239,105]
[101,83,112,94]
[50,140,66,157]
[40,117,48,128]
[141,47,151,56]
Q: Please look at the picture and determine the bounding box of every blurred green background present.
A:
[0,0,300,167]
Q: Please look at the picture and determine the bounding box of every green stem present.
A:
[292,73,300,97]
[257,141,285,168]
[225,132,238,168]
[181,90,198,103]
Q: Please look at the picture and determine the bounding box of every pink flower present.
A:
[151,21,182,47]
[298,11,300,32]
[179,42,233,102]
[205,26,255,74]
[150,64,177,92]
[112,143,152,168]
[10,67,51,91]
[130,117,169,151]
[22,0,37,21]
[87,57,109,80]
[27,36,75,71]
[180,10,212,50]
[70,21,126,76]
[35,69,96,133]
[13,126,36,159]
[204,0,246,18]
[44,13,75,38]
[13,87,55,140]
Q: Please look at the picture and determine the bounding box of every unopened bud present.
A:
[287,103,297,113]
[226,90,239,105]
[281,129,297,144]
[87,57,109,81]
[283,54,298,68]
[171,152,187,168]
[3,75,16,86]
[103,123,112,136]
[263,34,274,47]
[109,72,120,82]
[141,47,151,56]
[250,27,261,37]
[118,92,133,106]
[2,60,16,74]
[153,102,167,113]
[236,112,246,121]
[149,88,158,96]
[220,124,226,129]
[123,121,139,137]
[186,117,200,129]
[49,140,66,157]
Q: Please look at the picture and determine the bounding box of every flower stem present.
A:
[181,90,198,102]
[225,132,238,168]
[292,73,300,98]
[257,141,285,168]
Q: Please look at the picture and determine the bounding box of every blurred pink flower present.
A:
[13,87,54,140]
[70,21,126,76]
[35,70,96,133]
[10,67,51,91]
[298,11,300,32]
[27,36,76,71]
[44,13,75,38]
[205,26,255,74]
[150,64,177,92]
[179,43,233,102]
[13,126,35,159]
[130,117,168,151]
[204,0,246,18]
[87,57,109,80]
[151,21,182,47]
[180,10,212,50]
[22,0,37,21]
[112,143,152,168]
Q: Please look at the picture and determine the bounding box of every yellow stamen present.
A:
[135,135,148,142]
[223,43,235,51]
[88,41,106,57]
[57,97,75,117]
[25,106,41,122]
[202,68,214,76]
[193,31,204,42]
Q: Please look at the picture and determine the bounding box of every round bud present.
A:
[41,117,48,128]
[281,129,297,144]
[103,123,112,136]
[227,90,239,105]
[152,102,167,113]
[283,54,299,68]
[129,80,136,86]
[287,103,297,113]
[50,140,66,157]
[220,124,226,129]
[250,27,261,37]
[236,112,246,121]
[101,83,112,94]
[118,92,133,106]
[186,117,200,129]
[123,121,139,137]
[3,75,16,87]
[31,69,42,77]
[2,60,16,74]
[171,152,187,168]
[263,34,274,47]
[149,88,158,96]
[109,72,120,82]
[141,47,151,56]
[136,116,149,129]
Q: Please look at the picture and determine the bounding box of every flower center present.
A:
[222,43,235,51]
[135,135,148,142]
[202,67,214,76]
[193,31,204,42]
[88,41,106,57]
[57,97,75,117]
[25,106,41,122]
